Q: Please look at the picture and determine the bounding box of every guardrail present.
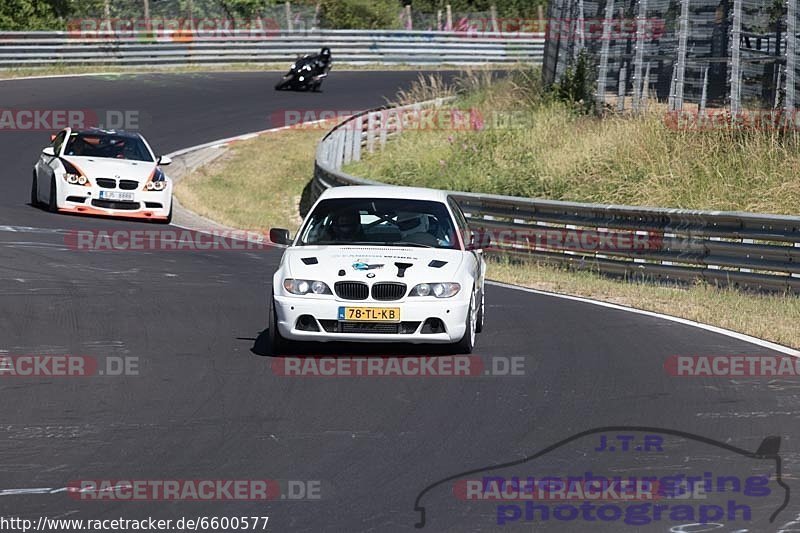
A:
[313,99,800,293]
[0,30,544,68]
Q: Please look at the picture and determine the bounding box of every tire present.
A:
[47,176,58,213]
[268,296,289,355]
[161,202,173,225]
[452,293,476,354]
[475,286,485,334]
[30,171,39,206]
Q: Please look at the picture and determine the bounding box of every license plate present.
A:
[98,191,135,202]
[338,307,400,322]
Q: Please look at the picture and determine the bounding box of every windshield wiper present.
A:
[384,241,435,248]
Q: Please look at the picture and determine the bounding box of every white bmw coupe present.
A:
[32,128,173,223]
[268,186,487,354]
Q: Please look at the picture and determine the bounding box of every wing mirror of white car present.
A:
[157,155,172,166]
[270,228,292,245]
[42,146,56,156]
[465,233,487,251]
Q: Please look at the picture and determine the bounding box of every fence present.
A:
[312,98,800,293]
[0,30,545,68]
[543,0,800,116]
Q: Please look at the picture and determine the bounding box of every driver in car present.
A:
[329,209,363,242]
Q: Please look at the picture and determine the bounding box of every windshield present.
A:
[63,132,154,162]
[299,198,460,249]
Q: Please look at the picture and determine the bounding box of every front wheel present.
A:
[30,171,39,206]
[160,202,173,225]
[475,286,485,333]
[47,176,58,213]
[451,294,476,354]
[268,296,289,355]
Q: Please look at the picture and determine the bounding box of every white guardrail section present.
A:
[313,98,800,293]
[0,30,545,67]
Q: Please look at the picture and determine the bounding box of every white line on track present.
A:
[488,280,800,356]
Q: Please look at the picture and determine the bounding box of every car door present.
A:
[37,130,67,201]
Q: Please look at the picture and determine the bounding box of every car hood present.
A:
[61,156,156,183]
[283,246,466,284]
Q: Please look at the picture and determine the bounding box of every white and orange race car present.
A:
[32,128,173,223]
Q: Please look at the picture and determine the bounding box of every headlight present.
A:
[409,282,461,298]
[61,160,90,187]
[283,279,332,295]
[143,168,168,191]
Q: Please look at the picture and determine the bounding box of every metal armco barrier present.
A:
[0,30,544,68]
[313,99,800,293]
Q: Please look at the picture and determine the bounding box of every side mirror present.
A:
[49,134,57,142]
[270,228,292,246]
[465,232,489,251]
[157,155,172,166]
[42,146,56,156]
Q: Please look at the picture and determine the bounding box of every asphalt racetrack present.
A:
[0,71,798,532]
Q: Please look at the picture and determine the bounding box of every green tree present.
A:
[0,0,71,30]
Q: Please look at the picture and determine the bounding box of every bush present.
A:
[552,50,595,114]
[319,0,400,29]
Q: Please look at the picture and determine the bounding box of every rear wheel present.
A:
[47,177,58,213]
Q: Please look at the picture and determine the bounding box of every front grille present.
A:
[95,178,116,189]
[119,180,139,190]
[91,199,140,210]
[371,282,406,301]
[334,281,369,300]
[320,320,420,334]
[341,322,399,334]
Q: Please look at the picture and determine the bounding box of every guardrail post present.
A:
[379,110,390,149]
[367,112,376,153]
[333,129,345,170]
[343,124,354,165]
[352,115,363,162]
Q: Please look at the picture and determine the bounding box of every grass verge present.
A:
[174,119,800,350]
[346,69,800,215]
[174,122,337,233]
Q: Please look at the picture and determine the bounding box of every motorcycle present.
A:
[275,48,332,92]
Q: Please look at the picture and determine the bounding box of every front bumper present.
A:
[273,295,469,344]
[58,183,172,221]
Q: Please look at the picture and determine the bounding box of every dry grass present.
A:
[174,122,337,232]
[350,72,800,215]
